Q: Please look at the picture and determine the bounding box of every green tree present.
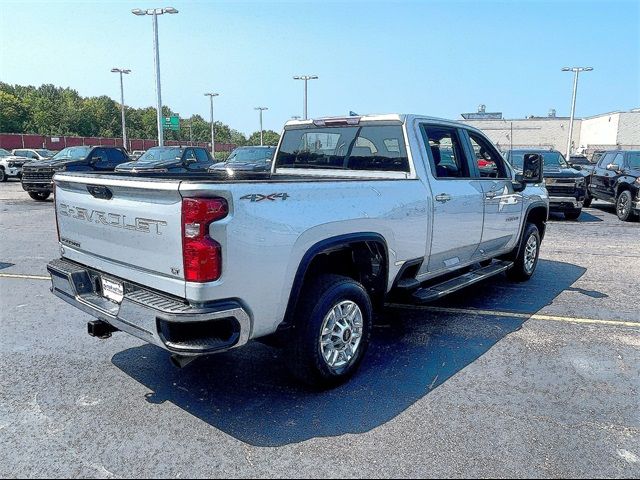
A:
[247,130,280,146]
[0,91,29,133]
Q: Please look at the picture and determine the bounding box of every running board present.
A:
[412,260,513,304]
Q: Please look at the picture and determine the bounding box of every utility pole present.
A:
[561,66,593,159]
[204,93,219,156]
[111,68,131,150]
[293,75,318,120]
[254,107,268,145]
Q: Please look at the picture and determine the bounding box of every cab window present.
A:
[421,125,470,179]
[468,132,509,178]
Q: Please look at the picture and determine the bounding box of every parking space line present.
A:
[0,273,50,280]
[387,304,640,328]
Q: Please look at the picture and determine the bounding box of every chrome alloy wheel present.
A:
[617,193,630,218]
[320,300,364,369]
[524,234,538,274]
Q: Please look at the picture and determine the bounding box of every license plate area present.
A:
[100,276,124,304]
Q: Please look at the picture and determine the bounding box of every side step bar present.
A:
[412,260,513,304]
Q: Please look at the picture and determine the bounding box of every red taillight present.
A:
[182,197,228,282]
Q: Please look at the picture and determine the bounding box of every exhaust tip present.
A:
[170,354,197,369]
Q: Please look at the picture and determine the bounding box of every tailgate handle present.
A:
[87,185,113,200]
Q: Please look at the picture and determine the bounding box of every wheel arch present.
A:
[280,233,389,331]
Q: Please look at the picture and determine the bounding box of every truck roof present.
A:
[284,114,482,132]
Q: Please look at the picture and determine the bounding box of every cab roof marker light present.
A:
[313,117,361,127]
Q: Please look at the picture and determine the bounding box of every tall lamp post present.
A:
[204,93,219,156]
[562,66,593,159]
[293,75,318,120]
[111,68,131,151]
[254,107,268,145]
[132,6,179,147]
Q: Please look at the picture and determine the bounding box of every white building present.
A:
[461,108,640,156]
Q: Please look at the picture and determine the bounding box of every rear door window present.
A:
[420,125,471,179]
[107,149,127,166]
[195,148,210,163]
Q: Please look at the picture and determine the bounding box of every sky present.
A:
[1,0,639,136]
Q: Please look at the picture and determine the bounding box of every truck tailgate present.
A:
[54,174,187,297]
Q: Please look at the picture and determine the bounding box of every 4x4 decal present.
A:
[240,193,289,202]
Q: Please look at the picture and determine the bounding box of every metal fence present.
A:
[0,133,236,153]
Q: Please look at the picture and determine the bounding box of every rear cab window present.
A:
[275,123,410,176]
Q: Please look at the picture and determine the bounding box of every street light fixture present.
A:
[254,107,268,146]
[293,75,318,120]
[561,66,593,159]
[111,68,131,151]
[204,93,219,156]
[131,6,179,147]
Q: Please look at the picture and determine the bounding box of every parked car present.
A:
[209,146,276,176]
[12,148,54,161]
[115,146,214,173]
[21,146,130,201]
[0,148,31,182]
[506,149,586,220]
[569,155,592,167]
[588,150,640,221]
[47,114,548,388]
[129,150,146,161]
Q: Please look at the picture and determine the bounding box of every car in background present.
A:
[21,146,130,201]
[115,146,214,174]
[506,149,587,220]
[588,150,640,222]
[129,150,146,161]
[12,148,55,161]
[569,155,593,167]
[209,146,275,176]
[0,148,31,182]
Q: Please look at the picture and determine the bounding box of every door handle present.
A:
[485,191,497,199]
[435,193,452,203]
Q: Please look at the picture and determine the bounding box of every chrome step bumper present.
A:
[47,258,252,355]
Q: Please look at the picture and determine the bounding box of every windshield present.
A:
[136,147,184,164]
[0,148,10,157]
[509,151,570,169]
[627,152,640,169]
[276,124,409,172]
[227,147,274,164]
[52,146,91,160]
[36,149,54,157]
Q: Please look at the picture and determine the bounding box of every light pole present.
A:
[204,93,219,156]
[132,6,179,146]
[561,66,593,158]
[254,107,268,145]
[111,68,131,151]
[293,75,318,120]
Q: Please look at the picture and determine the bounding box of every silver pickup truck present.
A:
[48,114,548,388]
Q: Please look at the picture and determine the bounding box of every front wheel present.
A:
[616,190,638,222]
[0,168,6,182]
[285,274,372,389]
[507,223,541,282]
[564,208,582,220]
[28,191,50,201]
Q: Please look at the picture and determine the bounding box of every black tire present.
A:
[28,191,50,201]
[0,168,6,182]
[564,208,582,220]
[583,194,592,208]
[507,223,541,282]
[616,190,637,222]
[285,274,372,389]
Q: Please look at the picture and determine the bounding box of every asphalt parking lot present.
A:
[1,179,638,478]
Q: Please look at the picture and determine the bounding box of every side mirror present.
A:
[512,173,526,192]
[91,156,103,164]
[184,157,197,165]
[522,153,543,183]
[606,164,619,172]
[571,164,583,170]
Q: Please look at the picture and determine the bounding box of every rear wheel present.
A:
[564,208,582,220]
[285,274,372,388]
[616,190,637,222]
[28,191,50,201]
[583,192,592,208]
[507,223,540,282]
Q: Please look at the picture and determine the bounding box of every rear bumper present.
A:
[549,196,583,211]
[47,258,251,356]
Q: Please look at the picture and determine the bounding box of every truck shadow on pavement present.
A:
[112,259,587,447]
